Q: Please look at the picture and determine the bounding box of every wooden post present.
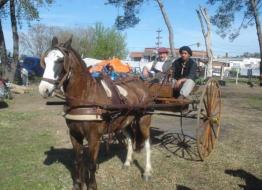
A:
[236,68,239,85]
[220,64,224,80]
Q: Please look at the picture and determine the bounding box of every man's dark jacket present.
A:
[172,58,197,81]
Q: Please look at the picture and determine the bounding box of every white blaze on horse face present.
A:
[39,50,64,98]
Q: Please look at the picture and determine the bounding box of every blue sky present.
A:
[2,0,260,56]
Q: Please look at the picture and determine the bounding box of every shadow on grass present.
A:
[43,127,199,185]
[43,128,165,182]
[43,146,75,180]
[43,140,130,184]
[160,132,201,161]
[150,127,165,145]
[0,101,8,108]
[176,185,192,190]
[225,169,262,190]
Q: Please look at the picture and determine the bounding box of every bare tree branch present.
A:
[155,0,176,57]
[197,6,213,78]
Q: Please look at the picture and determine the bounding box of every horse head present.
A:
[39,36,74,98]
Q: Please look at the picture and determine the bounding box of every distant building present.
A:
[129,47,208,62]
[129,52,144,62]
[213,57,260,77]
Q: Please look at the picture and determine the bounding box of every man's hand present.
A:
[175,78,187,89]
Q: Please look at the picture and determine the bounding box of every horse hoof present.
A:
[72,187,80,190]
[88,186,97,190]
[143,175,151,181]
[122,164,130,169]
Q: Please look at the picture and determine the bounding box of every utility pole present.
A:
[156,28,162,49]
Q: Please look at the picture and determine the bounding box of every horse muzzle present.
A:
[39,80,56,98]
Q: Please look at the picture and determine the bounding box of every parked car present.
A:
[22,56,44,77]
[14,56,44,85]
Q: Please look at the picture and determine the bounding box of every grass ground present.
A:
[0,83,261,190]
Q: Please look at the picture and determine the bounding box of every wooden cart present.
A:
[145,78,222,161]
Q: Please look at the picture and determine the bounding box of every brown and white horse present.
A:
[39,37,152,190]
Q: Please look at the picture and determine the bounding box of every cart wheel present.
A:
[196,78,221,160]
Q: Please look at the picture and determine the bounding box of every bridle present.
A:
[41,46,71,94]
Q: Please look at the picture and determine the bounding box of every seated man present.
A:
[172,46,197,99]
[142,47,173,80]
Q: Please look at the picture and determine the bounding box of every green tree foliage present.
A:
[239,52,260,58]
[89,23,127,59]
[106,0,146,30]
[208,0,262,86]
[207,0,261,40]
[16,0,53,26]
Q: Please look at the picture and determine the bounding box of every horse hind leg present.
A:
[70,130,86,190]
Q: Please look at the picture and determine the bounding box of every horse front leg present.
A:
[87,132,101,190]
[123,129,133,168]
[70,131,85,190]
[143,138,152,181]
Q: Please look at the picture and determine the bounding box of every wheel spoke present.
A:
[188,146,199,157]
[177,134,183,142]
[200,111,208,119]
[211,87,218,108]
[201,126,208,149]
[182,148,185,157]
[173,147,182,154]
[210,124,218,139]
[210,127,214,149]
[204,93,209,112]
[200,120,209,128]
[211,108,220,117]
[185,139,192,144]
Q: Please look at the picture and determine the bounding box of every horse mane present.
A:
[65,46,90,74]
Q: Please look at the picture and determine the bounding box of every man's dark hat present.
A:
[158,47,169,54]
[179,46,192,56]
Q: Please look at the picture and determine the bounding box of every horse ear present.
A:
[51,36,58,47]
[63,35,73,49]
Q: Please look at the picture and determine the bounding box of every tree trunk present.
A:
[0,18,8,78]
[250,0,262,86]
[196,7,213,78]
[155,0,177,58]
[10,0,19,66]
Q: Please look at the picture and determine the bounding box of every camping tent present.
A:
[89,58,132,73]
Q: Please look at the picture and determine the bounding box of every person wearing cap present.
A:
[172,46,197,99]
[142,47,173,80]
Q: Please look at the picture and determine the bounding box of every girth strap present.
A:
[63,106,104,121]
